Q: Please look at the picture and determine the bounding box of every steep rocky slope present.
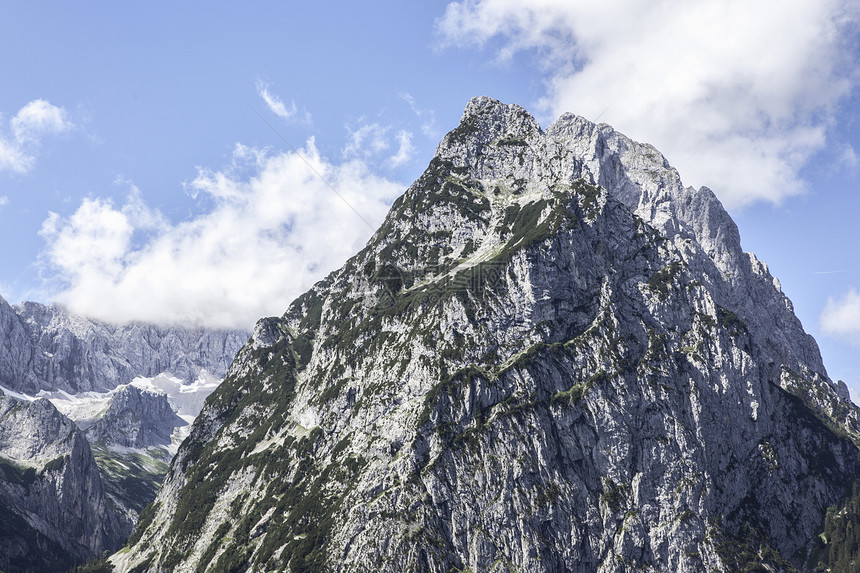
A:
[0,391,129,572]
[113,97,860,572]
[85,384,187,450]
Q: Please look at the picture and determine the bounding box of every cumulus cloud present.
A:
[39,142,404,329]
[0,99,72,174]
[12,100,73,142]
[438,0,858,208]
[0,139,32,173]
[821,289,860,341]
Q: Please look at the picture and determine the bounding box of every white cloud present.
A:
[344,120,418,169]
[39,142,404,329]
[839,144,859,169]
[821,289,860,341]
[0,138,35,174]
[12,99,73,143]
[390,130,415,167]
[256,82,311,123]
[344,121,391,159]
[399,92,438,138]
[0,99,72,174]
[0,196,8,208]
[257,83,296,120]
[438,0,858,208]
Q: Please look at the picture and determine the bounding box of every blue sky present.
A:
[2,2,860,393]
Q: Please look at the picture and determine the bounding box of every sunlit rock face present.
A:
[85,384,186,450]
[114,97,859,573]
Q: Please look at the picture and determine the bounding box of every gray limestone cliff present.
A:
[0,391,130,572]
[86,385,187,450]
[81,386,189,523]
[112,98,860,572]
[0,299,248,571]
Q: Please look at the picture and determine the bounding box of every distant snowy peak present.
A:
[0,301,247,570]
[44,372,221,455]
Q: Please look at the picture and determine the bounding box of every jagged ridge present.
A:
[0,297,248,395]
[0,297,249,572]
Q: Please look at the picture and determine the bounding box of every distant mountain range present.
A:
[0,297,247,572]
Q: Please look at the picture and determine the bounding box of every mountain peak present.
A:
[0,391,130,570]
[436,96,541,162]
[412,99,817,373]
[114,99,857,573]
[460,95,534,128]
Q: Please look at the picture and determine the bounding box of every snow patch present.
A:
[3,371,224,442]
[296,407,320,430]
[0,384,37,403]
[130,371,221,418]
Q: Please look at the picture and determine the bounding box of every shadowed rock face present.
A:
[114,98,860,573]
[0,392,130,572]
[0,298,248,395]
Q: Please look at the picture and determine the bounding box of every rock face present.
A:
[113,98,860,572]
[83,386,189,522]
[0,298,248,395]
[86,385,187,450]
[0,391,129,572]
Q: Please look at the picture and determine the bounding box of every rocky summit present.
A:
[112,97,860,572]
